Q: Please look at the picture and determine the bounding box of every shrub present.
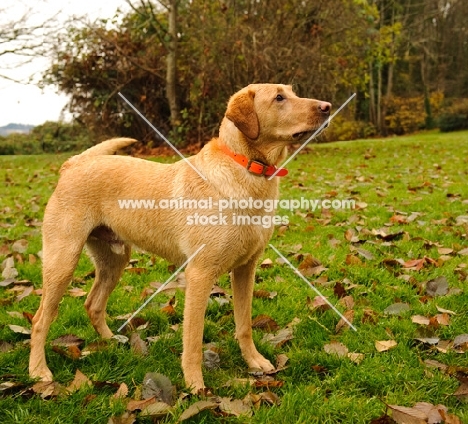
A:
[439,98,468,132]
[324,117,376,142]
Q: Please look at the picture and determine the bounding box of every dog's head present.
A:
[225,84,331,144]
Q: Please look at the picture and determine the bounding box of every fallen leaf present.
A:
[346,254,362,266]
[203,349,220,370]
[426,276,449,296]
[260,258,273,268]
[68,287,87,297]
[356,248,375,260]
[130,333,148,356]
[333,282,347,299]
[253,290,277,299]
[16,285,33,302]
[66,369,92,393]
[375,340,397,352]
[307,295,331,312]
[113,383,129,399]
[142,373,174,405]
[453,334,468,351]
[252,314,280,331]
[324,340,349,357]
[411,315,430,325]
[127,397,157,412]
[8,324,31,335]
[108,412,136,424]
[178,400,218,421]
[388,404,427,424]
[218,397,252,417]
[347,352,364,364]
[261,327,294,348]
[140,401,172,418]
[384,303,410,315]
[453,382,468,402]
[51,334,85,348]
[32,381,64,399]
[11,239,28,253]
[335,310,355,333]
[0,340,14,353]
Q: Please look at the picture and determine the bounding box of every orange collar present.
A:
[219,143,288,177]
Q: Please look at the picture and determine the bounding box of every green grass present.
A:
[1,131,468,423]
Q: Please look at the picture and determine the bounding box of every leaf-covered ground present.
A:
[0,131,467,423]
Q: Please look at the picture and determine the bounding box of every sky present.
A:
[0,0,130,127]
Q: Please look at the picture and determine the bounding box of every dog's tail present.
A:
[60,138,138,173]
[78,137,138,157]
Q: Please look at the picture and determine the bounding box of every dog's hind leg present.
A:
[84,236,131,339]
[29,238,85,381]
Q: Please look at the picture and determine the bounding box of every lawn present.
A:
[0,131,467,423]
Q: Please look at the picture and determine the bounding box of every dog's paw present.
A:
[247,354,275,373]
[29,367,53,382]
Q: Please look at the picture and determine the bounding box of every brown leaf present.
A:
[335,310,355,333]
[434,313,450,326]
[252,314,280,331]
[338,295,355,310]
[261,327,294,348]
[346,254,362,266]
[16,285,34,302]
[127,397,157,412]
[66,369,92,393]
[298,254,322,270]
[438,247,454,255]
[323,340,349,357]
[411,315,430,326]
[8,324,31,335]
[453,382,468,402]
[356,248,375,260]
[51,334,85,348]
[333,282,347,299]
[113,383,129,399]
[32,381,64,399]
[362,308,379,325]
[22,311,34,324]
[142,373,174,405]
[178,400,218,421]
[388,405,427,424]
[260,258,273,269]
[218,397,252,417]
[426,276,449,296]
[253,290,277,299]
[52,344,82,360]
[108,412,136,424]
[11,239,28,253]
[375,340,397,352]
[140,401,172,418]
[160,296,176,315]
[68,287,87,297]
[307,295,331,312]
[130,333,148,356]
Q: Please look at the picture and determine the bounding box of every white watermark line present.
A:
[117,244,206,333]
[268,93,357,180]
[117,92,207,181]
[268,244,358,332]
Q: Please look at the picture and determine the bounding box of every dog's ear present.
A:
[226,90,259,140]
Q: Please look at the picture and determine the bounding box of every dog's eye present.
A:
[275,94,285,102]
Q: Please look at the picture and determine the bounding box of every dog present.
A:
[29,84,331,393]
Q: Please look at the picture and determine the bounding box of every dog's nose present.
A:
[318,102,331,114]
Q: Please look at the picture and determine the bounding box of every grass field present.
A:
[1,131,467,423]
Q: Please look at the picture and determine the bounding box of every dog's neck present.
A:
[219,118,288,166]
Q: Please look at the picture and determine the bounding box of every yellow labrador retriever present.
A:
[29,84,331,392]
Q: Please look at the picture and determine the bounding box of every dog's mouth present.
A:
[293,120,329,140]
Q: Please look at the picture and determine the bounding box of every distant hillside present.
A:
[0,123,34,136]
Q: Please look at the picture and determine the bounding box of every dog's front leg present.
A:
[181,264,217,393]
[232,257,275,373]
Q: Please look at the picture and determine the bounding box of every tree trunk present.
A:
[166,0,180,128]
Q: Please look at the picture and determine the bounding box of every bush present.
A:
[324,117,376,142]
[439,99,468,132]
[0,121,92,155]
[384,92,444,135]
